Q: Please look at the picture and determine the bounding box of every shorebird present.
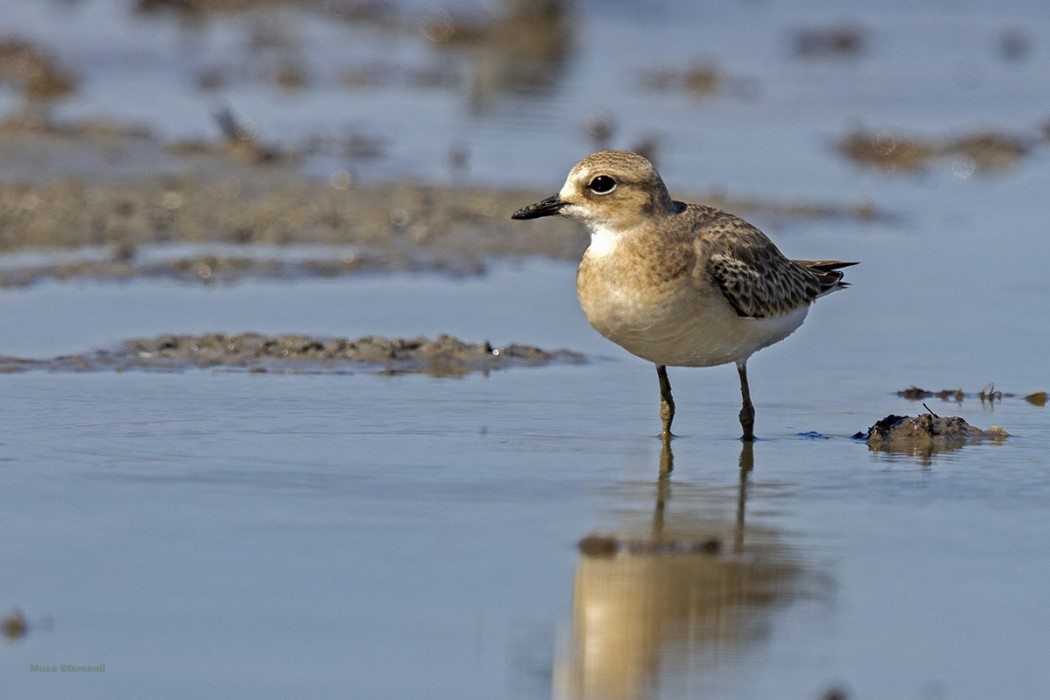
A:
[512,150,855,441]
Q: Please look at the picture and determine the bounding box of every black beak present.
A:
[511,194,566,220]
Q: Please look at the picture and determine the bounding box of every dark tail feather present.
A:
[795,259,858,293]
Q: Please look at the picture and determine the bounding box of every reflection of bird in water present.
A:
[555,442,811,700]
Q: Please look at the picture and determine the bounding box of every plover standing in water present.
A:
[512,150,855,441]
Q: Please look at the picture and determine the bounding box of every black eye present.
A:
[587,175,617,194]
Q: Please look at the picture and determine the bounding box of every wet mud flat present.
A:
[0,332,584,377]
[0,145,583,281]
[0,125,883,287]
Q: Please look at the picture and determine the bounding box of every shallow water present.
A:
[4,0,1050,698]
[4,259,1050,699]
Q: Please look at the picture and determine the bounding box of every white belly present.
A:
[578,274,809,368]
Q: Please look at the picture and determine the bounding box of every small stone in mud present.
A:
[0,38,77,100]
[855,413,1008,453]
[2,609,27,640]
[1025,391,1048,406]
[640,63,724,96]
[897,386,932,400]
[792,24,867,58]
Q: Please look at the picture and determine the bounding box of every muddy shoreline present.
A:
[2,121,880,369]
[0,125,883,286]
[0,332,585,377]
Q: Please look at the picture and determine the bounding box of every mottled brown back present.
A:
[691,205,855,318]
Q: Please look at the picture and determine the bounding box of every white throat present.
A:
[587,223,622,258]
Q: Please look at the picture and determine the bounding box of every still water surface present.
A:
[3,255,1050,698]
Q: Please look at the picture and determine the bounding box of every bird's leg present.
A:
[737,361,755,441]
[656,364,675,442]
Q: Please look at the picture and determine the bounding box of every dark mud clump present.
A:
[839,129,1034,173]
[0,38,77,101]
[640,63,725,96]
[792,24,867,59]
[855,413,1008,456]
[898,386,965,402]
[0,333,584,377]
[2,609,27,641]
[1026,391,1048,406]
[897,385,1046,406]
